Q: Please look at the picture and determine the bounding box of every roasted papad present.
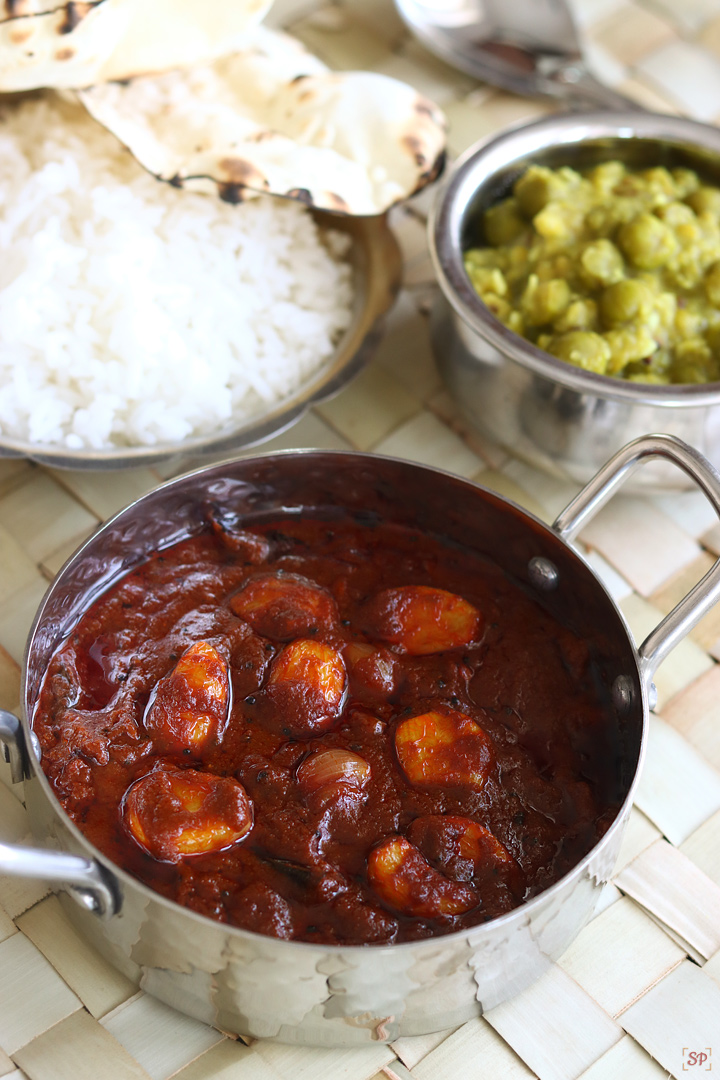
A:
[77,27,446,216]
[0,0,272,90]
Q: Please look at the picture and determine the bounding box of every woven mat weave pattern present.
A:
[3,1,720,1077]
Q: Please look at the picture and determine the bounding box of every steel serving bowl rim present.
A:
[22,447,649,955]
[0,214,400,470]
[431,109,720,407]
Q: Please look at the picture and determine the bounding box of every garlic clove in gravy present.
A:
[408,814,517,886]
[394,708,493,790]
[368,835,478,918]
[230,571,337,641]
[296,747,371,796]
[365,585,482,655]
[144,640,230,754]
[123,766,253,862]
[264,639,347,738]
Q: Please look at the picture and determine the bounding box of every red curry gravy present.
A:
[33,513,621,944]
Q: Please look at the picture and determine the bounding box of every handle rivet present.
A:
[560,65,582,83]
[69,888,99,913]
[528,556,559,591]
[647,683,658,711]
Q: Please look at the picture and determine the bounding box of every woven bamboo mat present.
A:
[3,1,720,1077]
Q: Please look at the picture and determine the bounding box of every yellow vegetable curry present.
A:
[464,161,720,384]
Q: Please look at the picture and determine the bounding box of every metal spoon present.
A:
[395,0,638,110]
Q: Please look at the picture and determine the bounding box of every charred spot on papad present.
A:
[219,156,269,189]
[218,181,248,204]
[324,192,350,213]
[58,2,94,35]
[403,134,427,167]
[414,149,446,192]
[285,187,314,205]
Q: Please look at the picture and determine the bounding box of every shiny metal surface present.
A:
[0,214,401,471]
[430,111,720,491]
[0,841,118,917]
[2,440,717,1044]
[394,0,636,108]
[0,709,27,784]
[552,434,720,685]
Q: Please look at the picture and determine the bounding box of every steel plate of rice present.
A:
[0,95,355,451]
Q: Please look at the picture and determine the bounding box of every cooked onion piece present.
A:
[408,815,515,882]
[207,509,271,562]
[344,642,396,697]
[270,640,346,701]
[229,572,337,641]
[266,639,347,736]
[123,767,253,862]
[367,586,482,655]
[144,641,229,753]
[395,708,493,789]
[296,748,371,796]
[368,835,477,918]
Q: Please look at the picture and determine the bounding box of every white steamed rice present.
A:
[0,95,354,450]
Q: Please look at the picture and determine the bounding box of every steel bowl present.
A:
[1,436,719,1045]
[430,111,720,491]
[0,212,401,471]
